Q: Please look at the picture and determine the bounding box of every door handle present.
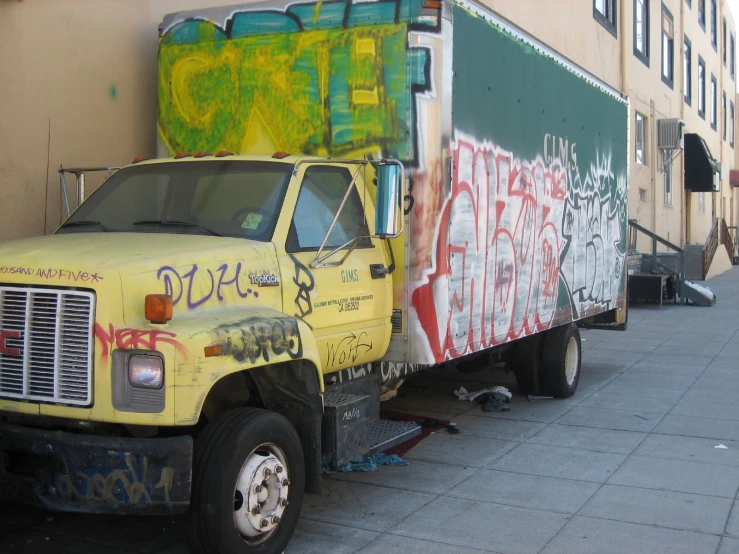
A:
[370,264,389,279]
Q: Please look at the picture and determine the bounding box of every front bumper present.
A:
[0,423,193,515]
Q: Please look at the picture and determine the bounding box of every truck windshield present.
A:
[57,160,292,241]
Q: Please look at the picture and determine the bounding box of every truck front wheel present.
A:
[541,323,581,398]
[186,408,305,554]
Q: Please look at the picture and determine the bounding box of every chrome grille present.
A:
[0,287,94,406]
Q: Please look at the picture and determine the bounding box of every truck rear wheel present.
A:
[185,408,305,554]
[540,323,581,398]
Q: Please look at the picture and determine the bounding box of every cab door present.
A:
[276,163,392,374]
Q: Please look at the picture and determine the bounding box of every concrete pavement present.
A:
[5,268,739,553]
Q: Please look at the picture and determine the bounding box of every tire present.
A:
[513,334,543,395]
[185,408,305,554]
[540,323,581,398]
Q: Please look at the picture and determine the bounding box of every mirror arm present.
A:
[310,236,360,269]
[311,166,362,267]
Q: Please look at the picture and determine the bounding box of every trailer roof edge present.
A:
[457,0,628,104]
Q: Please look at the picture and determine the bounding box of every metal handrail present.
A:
[628,219,686,295]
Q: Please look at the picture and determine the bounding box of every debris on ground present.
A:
[418,418,459,434]
[715,444,729,449]
[527,395,554,400]
[684,280,715,301]
[482,394,510,412]
[322,453,409,474]
[454,385,512,402]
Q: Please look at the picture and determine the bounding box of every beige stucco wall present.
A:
[1,0,736,259]
[0,0,158,240]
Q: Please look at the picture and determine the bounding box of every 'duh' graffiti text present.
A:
[412,134,625,362]
[157,262,259,310]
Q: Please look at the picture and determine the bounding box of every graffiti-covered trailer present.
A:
[157,0,629,371]
[0,1,627,554]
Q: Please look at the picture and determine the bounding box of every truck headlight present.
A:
[128,355,164,389]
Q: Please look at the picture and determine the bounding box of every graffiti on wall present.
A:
[411,134,625,362]
[158,0,433,160]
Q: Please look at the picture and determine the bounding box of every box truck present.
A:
[0,1,628,552]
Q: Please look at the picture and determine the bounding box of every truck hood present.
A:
[0,233,284,324]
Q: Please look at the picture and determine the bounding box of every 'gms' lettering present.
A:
[543,133,578,171]
[341,269,359,283]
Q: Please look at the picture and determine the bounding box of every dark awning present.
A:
[684,133,720,192]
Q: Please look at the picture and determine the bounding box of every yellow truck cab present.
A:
[0,1,629,553]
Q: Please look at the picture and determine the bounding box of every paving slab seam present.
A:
[533,332,671,554]
[440,491,586,516]
[358,531,502,554]
[559,513,723,538]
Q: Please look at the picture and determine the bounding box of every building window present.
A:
[711,0,717,49]
[684,37,692,105]
[723,17,727,66]
[731,101,735,148]
[723,91,727,140]
[634,0,650,64]
[698,0,705,29]
[732,34,736,80]
[594,0,618,36]
[662,6,674,88]
[711,74,717,130]
[664,151,672,206]
[636,112,647,164]
[698,56,706,118]
[699,192,705,212]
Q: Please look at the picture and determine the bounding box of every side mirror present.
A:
[374,161,403,237]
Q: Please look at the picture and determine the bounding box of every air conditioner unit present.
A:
[658,118,685,150]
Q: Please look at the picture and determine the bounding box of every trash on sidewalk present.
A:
[715,444,729,449]
[418,418,460,434]
[684,280,715,301]
[482,394,510,412]
[454,385,512,402]
[527,395,554,400]
[322,453,409,474]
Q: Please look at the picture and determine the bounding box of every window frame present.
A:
[732,33,736,80]
[699,0,706,30]
[635,112,647,164]
[723,17,727,66]
[286,165,373,254]
[723,90,727,140]
[711,0,717,50]
[732,101,736,148]
[634,0,650,65]
[661,4,675,89]
[684,36,692,105]
[698,56,706,118]
[594,0,618,37]
[711,73,718,130]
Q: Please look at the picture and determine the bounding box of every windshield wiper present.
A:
[132,220,223,237]
[60,220,113,232]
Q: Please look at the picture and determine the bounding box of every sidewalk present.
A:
[4,269,739,553]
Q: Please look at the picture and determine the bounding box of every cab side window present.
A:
[288,166,371,252]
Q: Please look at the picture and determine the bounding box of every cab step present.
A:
[366,419,421,455]
[322,390,420,468]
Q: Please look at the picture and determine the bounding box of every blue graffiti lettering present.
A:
[157,262,260,309]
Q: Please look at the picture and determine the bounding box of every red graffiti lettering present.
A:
[411,136,567,362]
[94,323,186,360]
